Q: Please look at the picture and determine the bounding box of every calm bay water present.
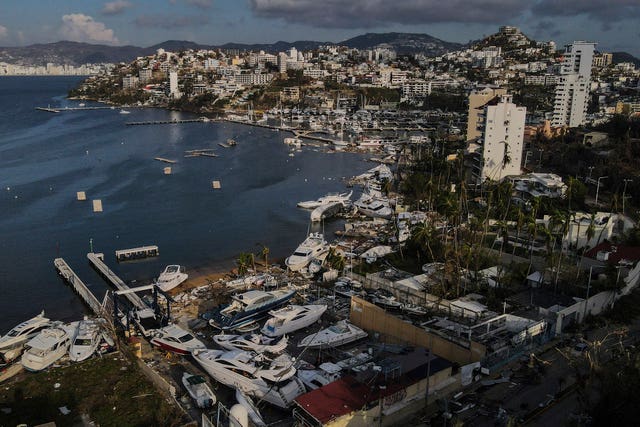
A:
[0,76,370,331]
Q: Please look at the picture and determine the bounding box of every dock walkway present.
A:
[87,253,147,310]
[54,258,103,315]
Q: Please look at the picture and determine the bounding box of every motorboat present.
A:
[261,305,327,338]
[0,311,51,363]
[285,233,330,272]
[209,289,296,331]
[360,245,394,263]
[119,109,130,114]
[154,265,188,292]
[236,390,267,427]
[298,320,368,348]
[371,294,402,310]
[69,318,105,362]
[130,308,165,337]
[21,324,75,372]
[149,324,205,355]
[284,137,302,148]
[192,349,306,408]
[213,333,288,354]
[402,303,428,316]
[297,362,343,390]
[310,201,346,222]
[354,195,393,219]
[297,191,352,209]
[182,372,216,409]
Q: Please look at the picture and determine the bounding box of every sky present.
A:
[0,0,639,55]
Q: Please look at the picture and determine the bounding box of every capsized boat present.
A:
[213,333,288,354]
[192,349,306,408]
[261,304,327,338]
[154,265,188,292]
[209,289,296,331]
[149,324,205,355]
[297,191,352,209]
[0,311,50,363]
[182,372,216,409]
[285,233,330,272]
[297,362,343,390]
[21,323,75,372]
[310,201,346,223]
[298,320,367,348]
[69,318,106,362]
[236,390,267,427]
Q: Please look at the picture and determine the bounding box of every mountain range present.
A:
[0,32,637,67]
[0,33,460,66]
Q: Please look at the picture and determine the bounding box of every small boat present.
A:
[261,305,327,338]
[192,349,305,408]
[0,311,51,363]
[182,372,216,408]
[402,303,428,316]
[209,289,296,331]
[298,320,367,348]
[360,245,394,263]
[371,294,402,309]
[236,390,267,427]
[119,109,130,114]
[213,334,288,354]
[285,232,330,272]
[297,191,353,209]
[69,318,104,362]
[154,265,188,292]
[21,324,74,372]
[284,137,302,147]
[297,362,342,390]
[149,324,205,355]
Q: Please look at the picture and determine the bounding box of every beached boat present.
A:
[371,294,403,309]
[213,333,288,354]
[360,245,394,263]
[192,349,306,408]
[298,320,367,348]
[182,372,216,408]
[149,324,205,355]
[236,390,267,427]
[21,324,76,372]
[402,303,428,316]
[69,318,105,362]
[354,196,393,219]
[209,289,296,331]
[297,191,352,209]
[310,201,346,222]
[297,362,343,390]
[154,265,188,292]
[285,233,330,272]
[0,311,51,363]
[261,304,327,338]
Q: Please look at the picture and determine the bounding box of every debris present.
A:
[59,406,71,415]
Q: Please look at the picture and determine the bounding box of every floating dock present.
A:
[35,107,60,113]
[115,245,159,262]
[54,258,103,315]
[92,199,103,212]
[87,252,147,310]
[77,191,87,201]
[154,157,177,164]
[163,167,172,175]
[212,180,221,189]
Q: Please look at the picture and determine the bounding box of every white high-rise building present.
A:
[471,94,526,184]
[552,41,596,128]
[169,71,180,97]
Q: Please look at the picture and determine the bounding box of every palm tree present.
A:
[257,243,270,272]
[411,222,437,262]
[236,252,254,276]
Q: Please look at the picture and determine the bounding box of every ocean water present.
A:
[0,76,370,331]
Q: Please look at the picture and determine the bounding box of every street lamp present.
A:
[623,179,633,214]
[595,176,608,207]
[587,166,595,181]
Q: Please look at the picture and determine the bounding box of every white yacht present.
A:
[354,195,393,219]
[21,324,75,372]
[285,233,330,272]
[182,372,216,409]
[119,109,130,114]
[192,349,306,408]
[298,320,367,348]
[310,201,345,223]
[150,324,205,355]
[154,265,188,292]
[213,333,288,354]
[261,305,327,338]
[209,289,296,331]
[236,390,267,427]
[0,311,50,363]
[360,245,394,263]
[69,318,104,362]
[297,362,343,390]
[297,191,352,209]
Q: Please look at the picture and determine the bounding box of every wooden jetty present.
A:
[54,258,103,315]
[87,252,147,310]
[154,157,177,164]
[115,245,159,262]
[126,118,207,126]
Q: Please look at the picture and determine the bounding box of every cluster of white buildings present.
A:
[0,62,111,76]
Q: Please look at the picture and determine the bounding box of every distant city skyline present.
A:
[1,0,639,55]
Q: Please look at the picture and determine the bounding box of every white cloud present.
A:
[102,1,133,15]
[0,25,8,39]
[60,14,119,44]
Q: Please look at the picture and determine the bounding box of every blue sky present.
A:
[0,1,639,55]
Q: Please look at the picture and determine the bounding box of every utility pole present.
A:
[623,179,633,214]
[583,265,593,322]
[595,176,608,207]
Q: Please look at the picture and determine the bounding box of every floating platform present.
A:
[154,157,177,164]
[92,199,103,212]
[77,191,87,201]
[163,167,172,175]
[212,180,221,189]
[115,245,159,262]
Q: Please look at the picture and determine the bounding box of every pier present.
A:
[87,252,147,310]
[115,245,159,261]
[35,107,60,113]
[126,118,207,126]
[54,258,103,315]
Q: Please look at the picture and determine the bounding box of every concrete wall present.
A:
[350,296,486,364]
